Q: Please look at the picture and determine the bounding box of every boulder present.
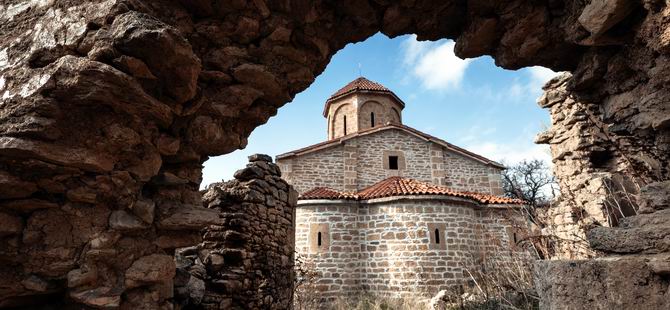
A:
[0,171,37,199]
[109,210,149,231]
[578,0,636,36]
[0,137,115,173]
[131,199,155,224]
[248,154,272,163]
[535,256,669,309]
[70,287,121,309]
[0,213,23,236]
[125,254,176,289]
[111,11,201,104]
[638,181,670,213]
[0,199,58,212]
[158,204,221,230]
[67,268,98,288]
[233,166,265,181]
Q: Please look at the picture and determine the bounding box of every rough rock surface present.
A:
[535,254,670,309]
[0,0,668,308]
[175,155,297,309]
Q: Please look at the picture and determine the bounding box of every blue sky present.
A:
[201,33,558,188]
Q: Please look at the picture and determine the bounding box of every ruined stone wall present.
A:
[537,70,670,258]
[1,0,669,308]
[175,154,297,309]
[295,198,521,302]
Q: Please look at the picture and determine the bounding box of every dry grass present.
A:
[329,293,429,310]
[293,253,321,310]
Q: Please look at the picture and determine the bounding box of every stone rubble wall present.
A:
[295,199,524,302]
[175,154,298,309]
[531,0,670,304]
[537,70,670,258]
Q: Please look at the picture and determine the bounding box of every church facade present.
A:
[276,77,526,300]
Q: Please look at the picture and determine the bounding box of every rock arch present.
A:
[0,0,668,308]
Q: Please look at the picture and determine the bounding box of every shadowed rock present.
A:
[0,0,668,308]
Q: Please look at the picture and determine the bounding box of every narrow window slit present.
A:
[317,232,322,246]
[434,228,440,244]
[371,112,375,127]
[343,116,347,135]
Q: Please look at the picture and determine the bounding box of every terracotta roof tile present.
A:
[327,77,392,101]
[300,187,358,200]
[299,177,526,205]
[323,77,405,116]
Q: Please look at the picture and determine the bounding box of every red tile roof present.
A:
[300,187,359,200]
[299,177,526,205]
[276,123,505,169]
[328,77,392,100]
[323,77,405,116]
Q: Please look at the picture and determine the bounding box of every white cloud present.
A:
[458,125,497,144]
[459,122,552,167]
[474,66,558,104]
[401,35,472,91]
[464,141,552,166]
[526,66,558,91]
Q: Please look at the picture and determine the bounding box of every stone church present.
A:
[275,77,526,300]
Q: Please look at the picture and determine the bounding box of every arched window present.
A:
[317,232,322,247]
[343,116,347,135]
[434,228,440,244]
[371,112,375,127]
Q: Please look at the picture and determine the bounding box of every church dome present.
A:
[324,77,405,140]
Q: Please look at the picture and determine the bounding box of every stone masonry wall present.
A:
[476,208,525,263]
[279,128,504,195]
[327,93,403,140]
[356,94,403,130]
[440,149,504,195]
[356,129,433,190]
[281,146,346,194]
[174,154,297,309]
[295,198,521,302]
[358,200,479,298]
[295,203,361,300]
[328,100,357,140]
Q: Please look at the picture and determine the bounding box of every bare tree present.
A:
[502,160,558,222]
